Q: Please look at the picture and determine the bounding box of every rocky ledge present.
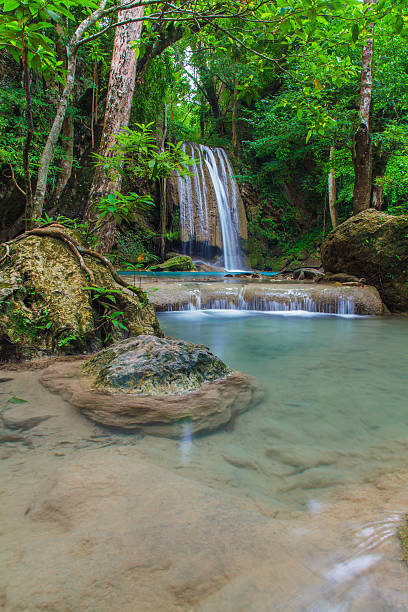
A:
[139,281,384,315]
[40,335,262,437]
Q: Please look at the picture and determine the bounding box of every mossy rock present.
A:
[321,209,408,311]
[0,234,161,361]
[83,335,231,395]
[149,255,196,272]
[399,518,408,565]
[40,335,263,437]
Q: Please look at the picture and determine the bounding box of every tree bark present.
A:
[328,146,338,229]
[22,36,34,228]
[32,0,110,222]
[353,0,375,216]
[87,1,144,253]
[159,103,168,260]
[53,115,74,200]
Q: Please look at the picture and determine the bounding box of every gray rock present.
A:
[321,209,408,311]
[83,335,231,395]
[292,268,324,280]
[40,337,263,437]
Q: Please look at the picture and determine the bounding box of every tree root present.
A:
[0,224,146,301]
[0,244,10,266]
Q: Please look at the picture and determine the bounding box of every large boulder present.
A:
[321,209,408,311]
[0,234,161,361]
[149,255,196,272]
[40,335,262,437]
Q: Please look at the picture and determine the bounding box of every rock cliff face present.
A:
[321,209,408,311]
[0,233,161,360]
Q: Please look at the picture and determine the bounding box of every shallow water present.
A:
[2,311,408,611]
[157,311,408,509]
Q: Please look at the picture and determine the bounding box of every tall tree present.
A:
[86,1,144,252]
[328,146,338,228]
[353,0,376,215]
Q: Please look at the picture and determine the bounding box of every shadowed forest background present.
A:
[1,0,408,270]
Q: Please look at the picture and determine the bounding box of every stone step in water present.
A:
[139,281,384,316]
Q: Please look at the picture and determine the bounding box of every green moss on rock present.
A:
[148,255,196,272]
[321,209,408,311]
[83,335,231,395]
[0,234,161,361]
[399,519,408,565]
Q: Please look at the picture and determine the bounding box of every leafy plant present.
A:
[83,286,129,343]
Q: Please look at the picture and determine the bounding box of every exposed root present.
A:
[0,224,145,300]
[0,243,10,266]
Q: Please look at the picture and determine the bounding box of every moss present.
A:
[322,210,408,311]
[149,255,197,272]
[399,519,408,565]
[0,233,161,361]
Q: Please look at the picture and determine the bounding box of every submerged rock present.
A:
[148,255,196,272]
[321,209,408,311]
[40,336,262,437]
[84,335,231,394]
[0,233,161,361]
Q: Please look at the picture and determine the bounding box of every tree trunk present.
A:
[328,146,338,229]
[22,36,34,229]
[53,115,74,200]
[159,103,168,260]
[87,2,144,253]
[353,0,375,216]
[32,0,110,222]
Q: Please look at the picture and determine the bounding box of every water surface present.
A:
[157,311,408,509]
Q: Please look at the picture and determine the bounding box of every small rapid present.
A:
[165,286,356,315]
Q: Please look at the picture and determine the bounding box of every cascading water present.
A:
[177,143,246,271]
[164,288,356,315]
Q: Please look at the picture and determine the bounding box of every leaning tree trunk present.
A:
[353,0,375,216]
[32,0,110,223]
[87,2,144,253]
[22,36,34,228]
[328,146,338,229]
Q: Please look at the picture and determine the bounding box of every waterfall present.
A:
[177,143,246,271]
[163,289,356,315]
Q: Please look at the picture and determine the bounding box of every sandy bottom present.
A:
[1,367,408,611]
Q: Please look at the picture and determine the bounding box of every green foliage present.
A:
[93,123,194,183]
[0,86,65,179]
[95,192,154,226]
[114,230,158,266]
[0,0,95,75]
[83,285,129,342]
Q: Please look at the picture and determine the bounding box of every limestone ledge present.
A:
[137,280,384,315]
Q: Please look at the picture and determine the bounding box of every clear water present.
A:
[2,311,408,610]
[158,310,408,509]
[118,270,279,278]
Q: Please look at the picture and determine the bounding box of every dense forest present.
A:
[0,0,407,269]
